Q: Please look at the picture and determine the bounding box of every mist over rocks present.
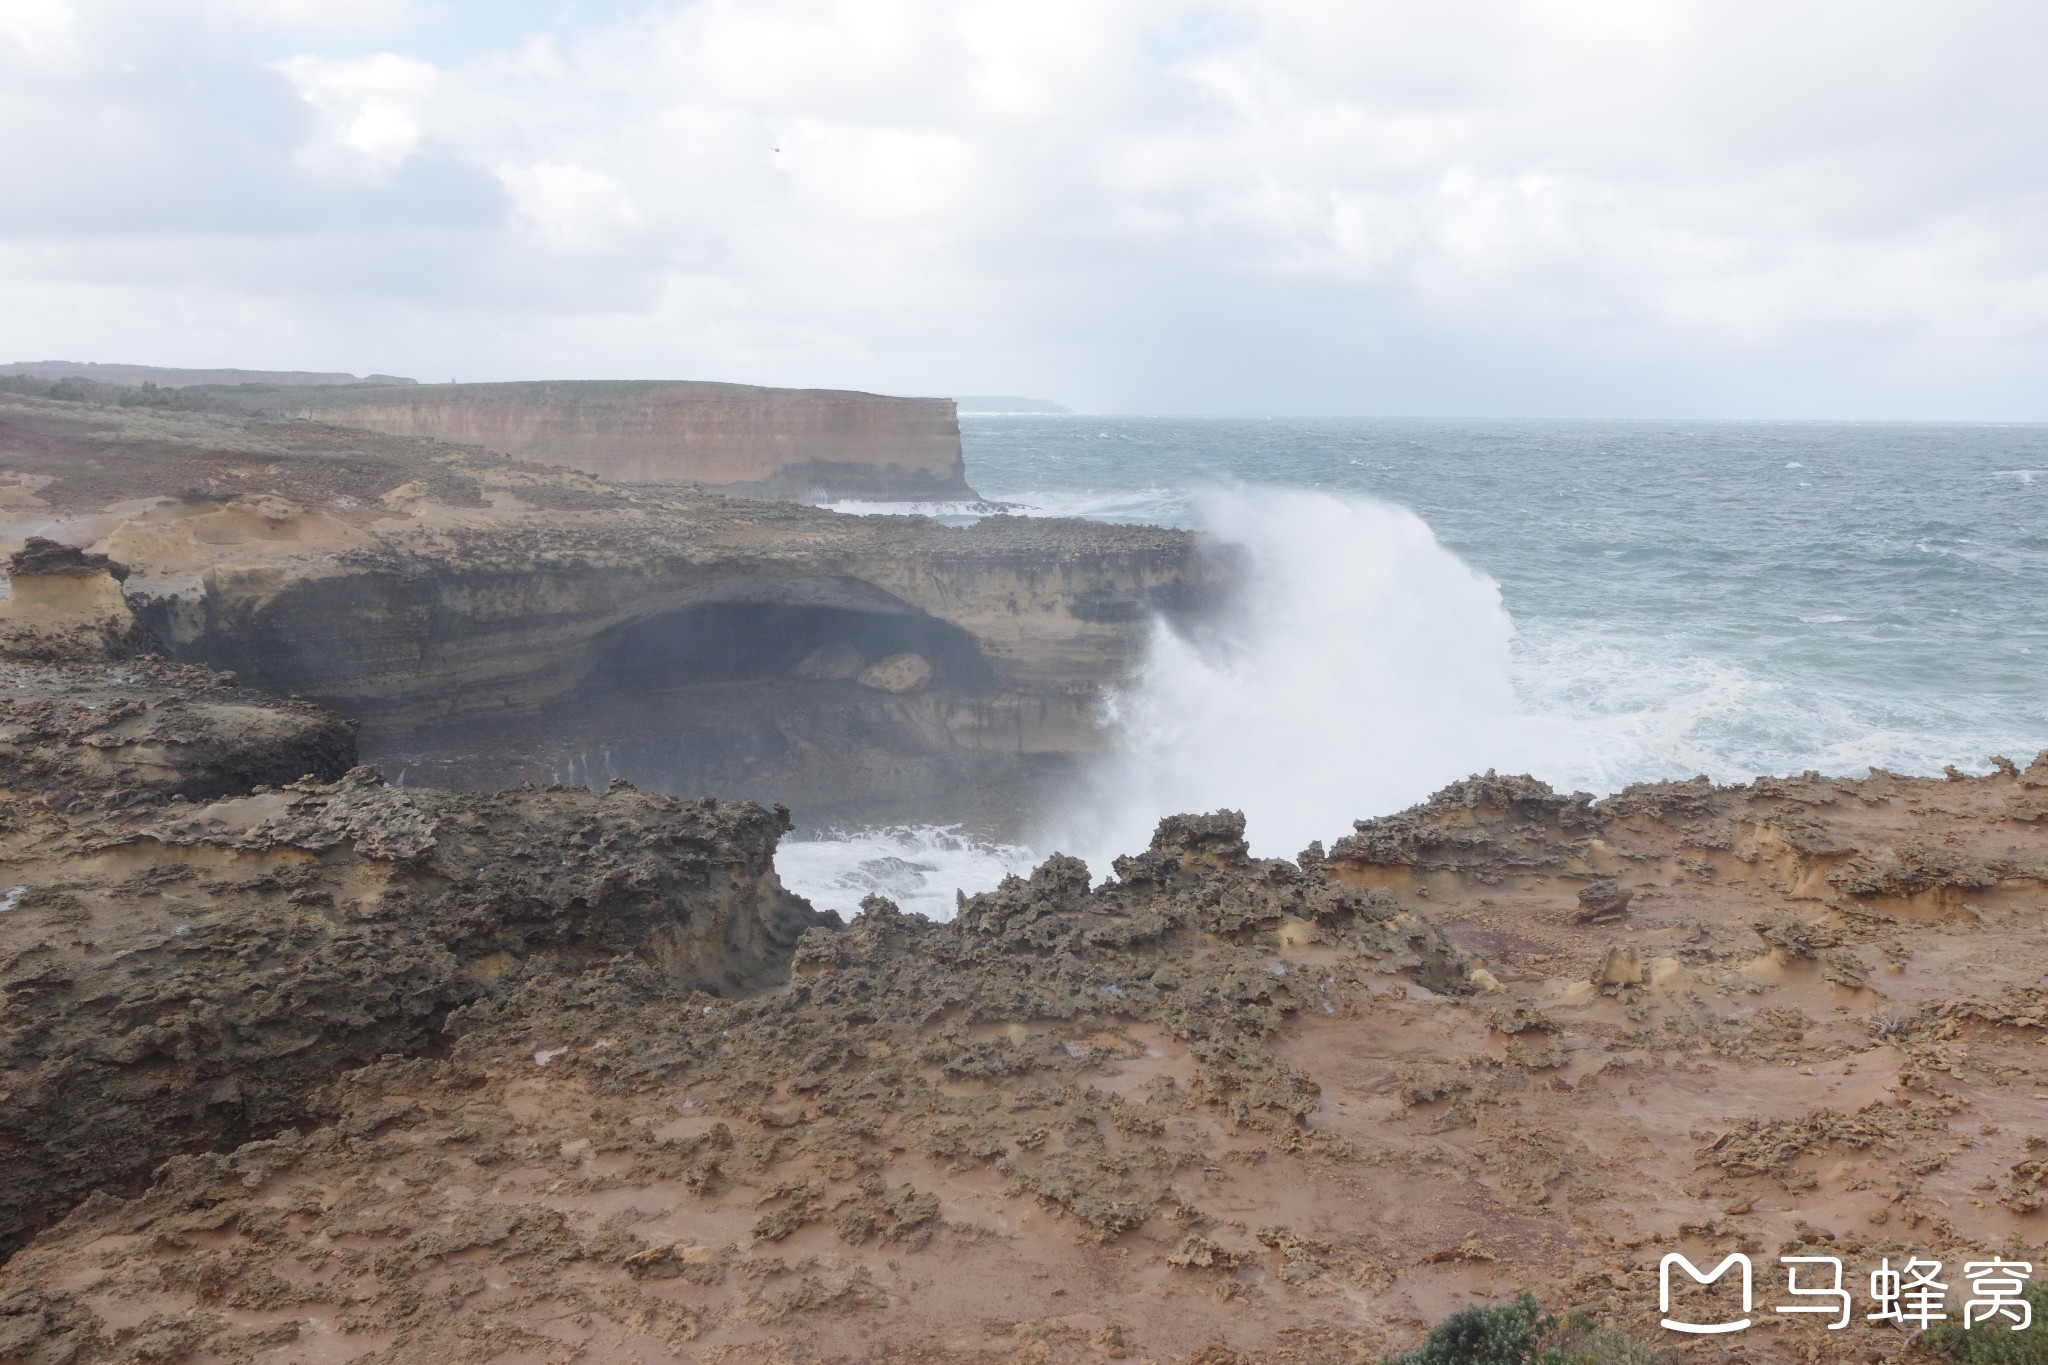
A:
[2,371,2046,1359]
[0,389,1216,824]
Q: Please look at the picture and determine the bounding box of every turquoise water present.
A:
[782,417,2047,917]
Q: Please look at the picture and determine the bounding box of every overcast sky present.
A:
[3,0,2044,416]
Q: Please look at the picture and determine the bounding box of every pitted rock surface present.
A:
[0,657,356,808]
[0,772,830,1256]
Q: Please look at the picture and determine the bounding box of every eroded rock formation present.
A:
[0,539,358,807]
[0,767,830,1258]
[0,392,1212,822]
[277,380,975,502]
[0,655,356,807]
[5,764,2041,1361]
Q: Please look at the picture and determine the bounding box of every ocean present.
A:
[777,417,2048,920]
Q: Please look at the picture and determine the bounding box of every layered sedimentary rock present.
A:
[5,765,2043,1361]
[0,655,357,807]
[0,393,1209,821]
[0,767,830,1258]
[0,539,359,805]
[279,379,976,501]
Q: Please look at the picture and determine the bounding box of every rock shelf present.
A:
[3,758,2044,1361]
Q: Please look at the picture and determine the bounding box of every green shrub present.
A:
[1535,1320,1663,1365]
[1389,1293,1664,1365]
[1926,1285,2048,1364]
[1389,1293,1546,1365]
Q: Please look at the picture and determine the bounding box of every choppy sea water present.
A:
[780,418,2048,920]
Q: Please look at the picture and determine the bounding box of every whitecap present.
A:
[776,825,1040,922]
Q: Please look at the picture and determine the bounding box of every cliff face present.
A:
[0,395,1212,824]
[282,380,975,502]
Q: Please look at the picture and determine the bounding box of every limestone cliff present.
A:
[278,379,976,502]
[0,394,1212,824]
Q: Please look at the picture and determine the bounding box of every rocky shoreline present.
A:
[0,390,1215,826]
[2,388,2045,1362]
[5,658,2044,1360]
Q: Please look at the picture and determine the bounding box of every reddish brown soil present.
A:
[4,763,2044,1363]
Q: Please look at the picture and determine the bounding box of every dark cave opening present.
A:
[366,578,1033,829]
[585,588,995,694]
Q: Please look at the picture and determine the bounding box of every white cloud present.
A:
[3,0,2046,414]
[204,0,420,30]
[0,0,78,59]
[273,52,439,180]
[496,160,644,251]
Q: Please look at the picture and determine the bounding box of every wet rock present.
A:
[1828,843,2001,896]
[0,1286,100,1364]
[856,652,931,694]
[2,762,2043,1360]
[1329,772,1599,880]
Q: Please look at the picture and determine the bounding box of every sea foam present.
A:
[1047,487,1523,866]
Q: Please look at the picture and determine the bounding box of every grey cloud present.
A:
[1,0,2044,415]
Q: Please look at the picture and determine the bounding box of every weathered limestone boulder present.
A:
[0,538,139,655]
[1573,878,1633,922]
[857,652,932,694]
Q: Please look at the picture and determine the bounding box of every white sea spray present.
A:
[775,825,1039,923]
[1049,487,1523,865]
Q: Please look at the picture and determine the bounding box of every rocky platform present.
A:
[0,392,1212,824]
[0,768,831,1263]
[0,542,356,810]
[3,761,2044,1362]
